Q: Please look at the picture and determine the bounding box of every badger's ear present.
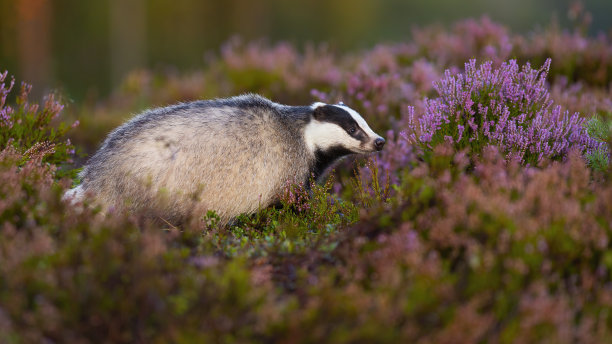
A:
[312,103,330,121]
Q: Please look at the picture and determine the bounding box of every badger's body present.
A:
[68,94,384,223]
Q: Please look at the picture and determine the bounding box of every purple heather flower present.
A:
[405,58,608,166]
[0,71,15,129]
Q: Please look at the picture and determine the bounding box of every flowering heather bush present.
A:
[405,59,607,166]
[326,148,612,343]
[0,71,77,178]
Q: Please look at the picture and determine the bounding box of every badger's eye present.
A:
[348,127,356,134]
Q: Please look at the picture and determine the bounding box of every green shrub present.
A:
[584,115,612,172]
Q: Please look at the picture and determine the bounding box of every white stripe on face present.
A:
[303,120,361,154]
[333,104,380,139]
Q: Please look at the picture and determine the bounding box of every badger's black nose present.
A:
[374,137,386,151]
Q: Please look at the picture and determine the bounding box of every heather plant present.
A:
[316,148,612,343]
[349,157,392,207]
[515,3,612,87]
[0,147,60,228]
[584,115,612,172]
[412,16,513,66]
[0,71,77,178]
[585,114,612,142]
[405,59,607,166]
[549,77,612,116]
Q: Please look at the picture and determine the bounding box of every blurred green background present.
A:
[1,0,610,102]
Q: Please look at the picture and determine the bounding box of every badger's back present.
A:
[79,95,312,223]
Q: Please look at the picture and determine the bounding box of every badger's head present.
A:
[304,102,385,178]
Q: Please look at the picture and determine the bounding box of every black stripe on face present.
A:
[312,145,353,181]
[313,105,366,141]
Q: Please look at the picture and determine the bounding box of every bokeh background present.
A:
[1,0,611,101]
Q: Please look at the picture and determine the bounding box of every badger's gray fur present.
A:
[65,94,385,224]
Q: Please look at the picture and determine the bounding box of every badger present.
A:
[65,94,385,224]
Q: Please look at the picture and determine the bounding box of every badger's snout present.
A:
[374,137,386,151]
